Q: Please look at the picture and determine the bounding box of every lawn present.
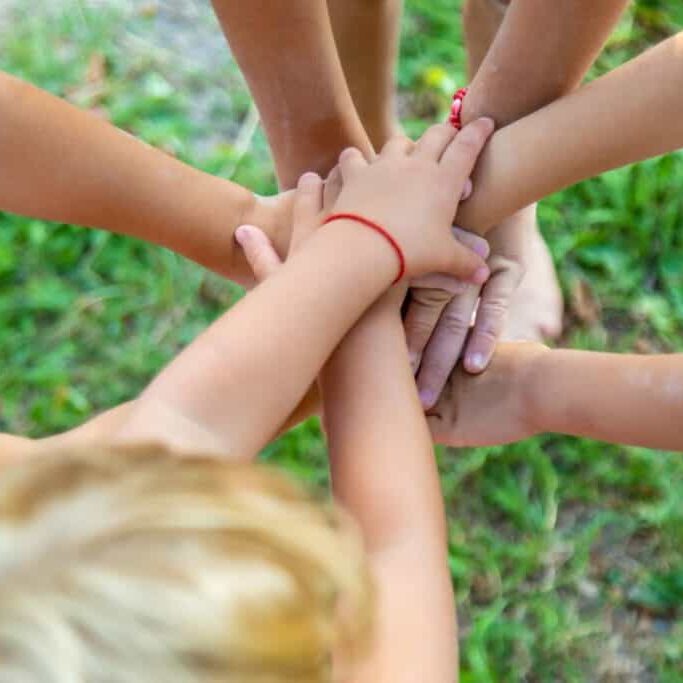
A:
[0,0,681,680]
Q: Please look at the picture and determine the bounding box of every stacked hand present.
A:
[236,119,495,423]
[406,207,532,409]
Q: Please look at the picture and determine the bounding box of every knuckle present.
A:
[476,303,508,340]
[405,318,437,344]
[487,255,525,286]
[479,296,509,321]
[412,287,453,307]
[441,309,471,337]
[456,126,485,152]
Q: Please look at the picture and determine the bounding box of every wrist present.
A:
[319,218,401,287]
[175,171,255,280]
[523,345,556,436]
[240,190,294,258]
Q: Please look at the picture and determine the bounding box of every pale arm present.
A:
[117,217,396,459]
[321,301,456,682]
[0,71,282,284]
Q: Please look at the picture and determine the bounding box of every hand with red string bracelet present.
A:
[323,119,494,284]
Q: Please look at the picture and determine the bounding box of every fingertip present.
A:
[476,116,496,136]
[460,178,473,201]
[419,388,437,411]
[298,171,322,190]
[452,226,490,260]
[235,224,257,245]
[464,350,488,374]
[408,350,421,374]
[470,264,491,285]
[339,146,361,164]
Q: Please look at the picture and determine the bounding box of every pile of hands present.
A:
[237,119,549,448]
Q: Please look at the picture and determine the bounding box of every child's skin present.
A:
[0,120,493,681]
[456,30,683,234]
[0,71,291,286]
[238,28,683,419]
[427,342,683,452]
[240,203,459,680]
[415,0,628,399]
[210,0,627,404]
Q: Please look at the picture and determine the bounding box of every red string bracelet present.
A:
[323,213,406,284]
[449,87,469,130]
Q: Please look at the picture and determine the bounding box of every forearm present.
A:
[458,32,683,234]
[211,0,372,187]
[0,72,257,281]
[119,222,395,459]
[463,0,628,125]
[322,308,455,681]
[0,402,133,464]
[529,351,683,450]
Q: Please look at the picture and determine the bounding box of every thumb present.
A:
[235,225,282,283]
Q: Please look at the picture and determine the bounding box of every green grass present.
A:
[1,0,682,680]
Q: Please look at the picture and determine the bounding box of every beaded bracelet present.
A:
[449,87,469,130]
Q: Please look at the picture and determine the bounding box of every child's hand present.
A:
[237,178,489,295]
[235,171,327,281]
[328,119,494,282]
[427,341,549,447]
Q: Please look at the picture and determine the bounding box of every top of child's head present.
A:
[0,445,374,682]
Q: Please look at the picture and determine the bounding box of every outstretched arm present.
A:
[407,0,628,397]
[321,293,457,681]
[0,71,293,284]
[458,31,683,233]
[429,343,683,451]
[462,0,628,126]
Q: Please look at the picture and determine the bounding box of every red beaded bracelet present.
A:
[449,87,469,130]
[323,213,406,284]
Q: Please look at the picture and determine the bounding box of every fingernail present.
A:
[478,116,496,131]
[466,352,486,373]
[472,239,489,260]
[461,178,473,201]
[299,172,321,188]
[471,265,490,285]
[419,389,436,409]
[235,225,253,244]
[409,351,420,373]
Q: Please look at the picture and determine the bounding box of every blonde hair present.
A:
[0,446,374,682]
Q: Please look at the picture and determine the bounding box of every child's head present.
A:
[0,446,373,682]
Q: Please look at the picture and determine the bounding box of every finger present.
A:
[452,226,489,260]
[416,285,481,409]
[412,123,457,162]
[412,272,468,296]
[440,117,495,191]
[290,172,323,254]
[463,258,524,373]
[379,135,414,159]
[323,165,343,212]
[461,178,473,201]
[403,287,453,373]
[410,227,488,294]
[440,238,490,285]
[235,224,282,283]
[338,147,367,183]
